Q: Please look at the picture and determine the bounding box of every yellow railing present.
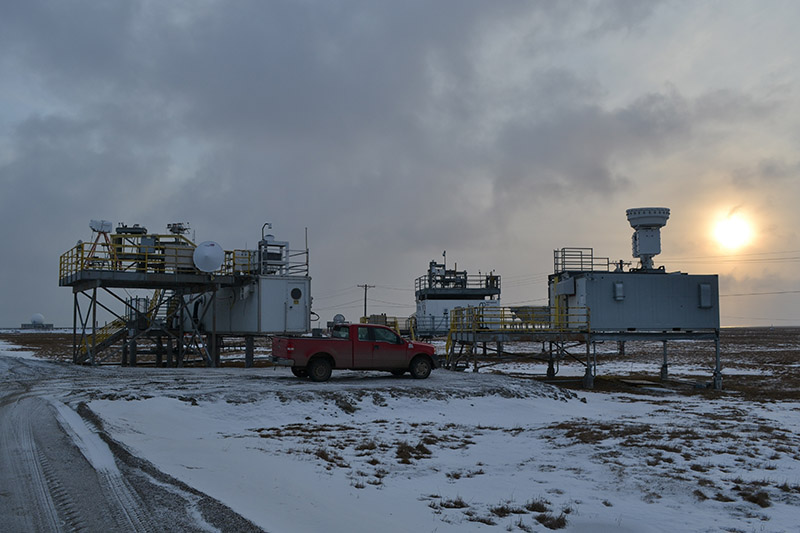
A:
[59,236,241,280]
[60,235,309,282]
[360,315,415,335]
[445,305,590,354]
[447,305,590,337]
[80,317,126,354]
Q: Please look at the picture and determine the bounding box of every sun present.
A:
[713,213,753,250]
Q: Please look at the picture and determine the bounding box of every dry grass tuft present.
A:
[740,489,771,508]
[440,496,468,509]
[524,498,549,513]
[466,515,496,525]
[489,503,526,517]
[395,441,432,464]
[535,512,567,530]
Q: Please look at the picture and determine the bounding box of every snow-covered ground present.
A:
[2,339,799,532]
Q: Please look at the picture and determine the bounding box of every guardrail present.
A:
[59,239,309,280]
[414,274,501,293]
[448,305,590,335]
[553,248,611,274]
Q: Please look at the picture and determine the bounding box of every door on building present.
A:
[285,282,308,332]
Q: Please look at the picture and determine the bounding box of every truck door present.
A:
[351,326,373,368]
[370,327,408,369]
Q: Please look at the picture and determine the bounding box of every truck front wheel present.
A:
[410,356,432,379]
[308,358,333,382]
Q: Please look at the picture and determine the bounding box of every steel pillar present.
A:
[712,334,723,390]
[582,340,594,389]
[245,336,254,368]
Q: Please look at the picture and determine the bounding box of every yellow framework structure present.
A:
[444,305,594,385]
[445,305,590,353]
[59,235,261,280]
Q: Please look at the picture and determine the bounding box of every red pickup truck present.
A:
[272,323,438,382]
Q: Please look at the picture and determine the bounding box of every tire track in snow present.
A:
[35,446,87,532]
[0,396,63,532]
[52,399,158,533]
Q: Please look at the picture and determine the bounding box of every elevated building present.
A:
[59,220,311,367]
[414,259,500,337]
[446,208,722,389]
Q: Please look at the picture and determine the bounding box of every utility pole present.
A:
[357,284,375,319]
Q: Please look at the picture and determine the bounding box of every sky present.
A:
[1,0,799,328]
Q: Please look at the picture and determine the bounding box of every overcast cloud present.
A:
[1,0,798,327]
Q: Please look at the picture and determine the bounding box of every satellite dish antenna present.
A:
[193,241,225,272]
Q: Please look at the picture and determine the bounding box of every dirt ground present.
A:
[2,327,798,401]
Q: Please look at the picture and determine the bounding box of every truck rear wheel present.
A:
[308,358,332,382]
[409,356,432,379]
[291,367,308,378]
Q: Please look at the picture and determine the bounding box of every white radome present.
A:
[193,241,225,272]
[31,313,45,325]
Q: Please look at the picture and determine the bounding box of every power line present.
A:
[314,299,362,312]
[720,290,800,297]
[664,249,800,260]
[313,285,359,300]
[367,297,415,308]
[501,297,549,305]
[374,284,413,292]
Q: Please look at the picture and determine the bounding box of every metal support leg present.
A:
[156,337,164,367]
[211,284,218,367]
[91,287,97,365]
[474,342,484,373]
[447,340,456,370]
[582,340,594,389]
[547,341,555,378]
[72,292,78,364]
[245,336,254,368]
[712,334,722,390]
[129,338,137,367]
[660,340,669,381]
[177,291,185,368]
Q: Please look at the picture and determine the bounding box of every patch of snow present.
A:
[51,399,120,475]
[0,339,39,359]
[86,368,800,533]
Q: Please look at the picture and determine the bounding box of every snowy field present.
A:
[1,329,800,532]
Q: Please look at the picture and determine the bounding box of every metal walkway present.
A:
[444,306,721,389]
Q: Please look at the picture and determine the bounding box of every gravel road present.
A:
[0,354,262,533]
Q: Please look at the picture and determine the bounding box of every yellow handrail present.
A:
[80,317,126,354]
[59,236,236,280]
[447,305,590,338]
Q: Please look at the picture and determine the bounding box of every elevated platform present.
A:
[444,306,721,389]
[60,223,311,367]
[414,261,500,300]
[60,269,242,292]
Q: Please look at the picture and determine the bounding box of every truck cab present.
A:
[272,323,438,382]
